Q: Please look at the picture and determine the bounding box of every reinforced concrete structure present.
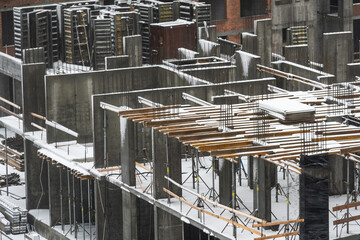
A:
[1,1,360,240]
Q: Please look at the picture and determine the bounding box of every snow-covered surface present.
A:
[259,98,315,115]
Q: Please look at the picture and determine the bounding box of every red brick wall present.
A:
[354,3,360,17]
[212,0,272,43]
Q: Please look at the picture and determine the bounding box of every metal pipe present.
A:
[104,110,107,168]
[5,128,8,196]
[212,156,215,201]
[60,169,64,232]
[286,165,290,239]
[166,136,170,204]
[73,175,77,239]
[80,180,85,240]
[88,180,92,240]
[67,171,72,233]
[232,159,236,239]
[347,155,350,234]
[196,150,200,219]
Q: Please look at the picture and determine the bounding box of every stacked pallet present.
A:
[0,196,27,234]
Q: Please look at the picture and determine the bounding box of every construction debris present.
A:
[0,173,21,187]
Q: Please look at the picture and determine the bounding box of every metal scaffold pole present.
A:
[80,180,85,240]
[5,128,8,196]
[68,171,72,233]
[88,180,92,240]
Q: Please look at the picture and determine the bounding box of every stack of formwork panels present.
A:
[13,5,59,66]
[290,26,308,45]
[64,7,91,66]
[92,17,112,70]
[0,196,27,234]
[176,0,211,28]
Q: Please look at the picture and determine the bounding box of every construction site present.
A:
[1,0,360,239]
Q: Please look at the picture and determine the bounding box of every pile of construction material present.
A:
[0,195,27,234]
[0,173,21,187]
[0,212,11,234]
[0,137,25,171]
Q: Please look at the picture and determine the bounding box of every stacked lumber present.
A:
[0,144,24,171]
[0,212,11,234]
[0,195,27,234]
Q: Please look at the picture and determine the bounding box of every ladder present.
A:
[74,11,91,67]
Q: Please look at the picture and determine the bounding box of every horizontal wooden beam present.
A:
[333,215,360,225]
[333,201,360,212]
[254,231,299,240]
[252,219,304,228]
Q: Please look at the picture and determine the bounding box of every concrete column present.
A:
[137,198,154,239]
[219,158,232,206]
[338,0,353,32]
[284,45,309,66]
[124,35,142,67]
[198,25,217,42]
[241,33,258,55]
[22,63,46,132]
[300,154,329,240]
[120,117,136,186]
[25,139,49,210]
[95,180,122,240]
[328,155,354,195]
[255,19,272,67]
[234,50,261,80]
[253,157,272,222]
[154,207,182,240]
[152,130,182,199]
[48,164,69,227]
[122,190,137,240]
[0,73,11,117]
[248,156,254,190]
[323,32,353,83]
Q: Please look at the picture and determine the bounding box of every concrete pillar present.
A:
[198,25,217,42]
[248,156,254,190]
[241,33,257,55]
[154,207,182,240]
[255,19,272,67]
[300,154,329,240]
[95,180,122,240]
[284,45,309,66]
[198,39,220,57]
[105,55,130,69]
[122,190,137,240]
[338,0,353,32]
[253,157,272,222]
[137,198,154,239]
[219,158,232,206]
[120,117,136,186]
[22,63,46,132]
[124,35,142,67]
[328,155,354,195]
[24,139,49,210]
[234,50,261,80]
[152,129,182,199]
[323,32,353,83]
[0,73,11,117]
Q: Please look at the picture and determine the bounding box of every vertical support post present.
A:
[212,156,216,201]
[238,158,242,186]
[88,180,92,240]
[286,165,289,239]
[80,180,85,240]
[166,136,170,204]
[232,159,236,239]
[68,171,72,233]
[103,110,107,168]
[73,175,77,239]
[192,150,196,189]
[5,128,8,196]
[347,154,350,234]
[60,168,64,232]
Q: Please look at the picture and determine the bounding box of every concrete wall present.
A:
[92,78,276,168]
[182,66,236,83]
[0,51,22,80]
[234,50,261,80]
[323,32,353,83]
[45,66,208,144]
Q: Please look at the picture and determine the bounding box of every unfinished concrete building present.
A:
[1,0,360,240]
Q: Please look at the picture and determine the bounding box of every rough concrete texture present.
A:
[255,18,272,67]
[284,44,309,66]
[198,39,220,57]
[124,35,142,67]
[0,51,22,80]
[323,32,353,83]
[234,50,261,80]
[198,25,217,42]
[241,32,258,55]
[155,207,182,240]
[105,55,130,69]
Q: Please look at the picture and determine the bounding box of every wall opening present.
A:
[1,11,14,46]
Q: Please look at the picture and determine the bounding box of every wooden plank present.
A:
[163,188,264,236]
[252,219,304,228]
[118,105,181,115]
[98,167,121,172]
[179,130,245,142]
[210,145,279,156]
[145,116,209,127]
[333,215,360,225]
[333,201,360,212]
[254,231,299,240]
[198,141,253,152]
